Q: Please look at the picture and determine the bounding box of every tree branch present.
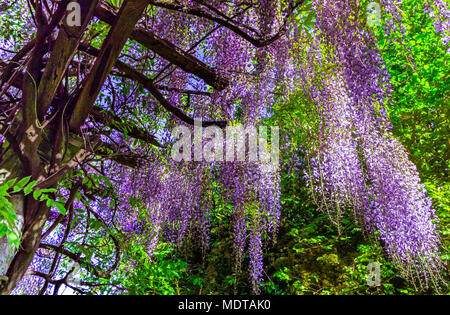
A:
[39,243,112,280]
[148,0,304,47]
[68,0,151,130]
[94,2,229,91]
[79,44,227,128]
[37,0,99,118]
[90,109,163,147]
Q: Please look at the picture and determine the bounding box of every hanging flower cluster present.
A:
[301,0,444,289]
[110,152,280,294]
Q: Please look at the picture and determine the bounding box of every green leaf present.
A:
[4,178,16,189]
[13,176,31,192]
[23,180,38,195]
[0,223,7,238]
[33,190,42,200]
[32,188,57,201]
[55,202,67,215]
[7,230,20,249]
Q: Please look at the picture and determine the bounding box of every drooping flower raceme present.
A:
[301,0,443,289]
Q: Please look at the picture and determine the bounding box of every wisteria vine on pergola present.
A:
[0,0,447,295]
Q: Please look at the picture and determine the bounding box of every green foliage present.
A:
[426,181,450,269]
[118,242,188,295]
[372,0,449,181]
[0,1,31,48]
[0,177,37,248]
[371,0,450,287]
[0,178,26,249]
[263,215,421,295]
